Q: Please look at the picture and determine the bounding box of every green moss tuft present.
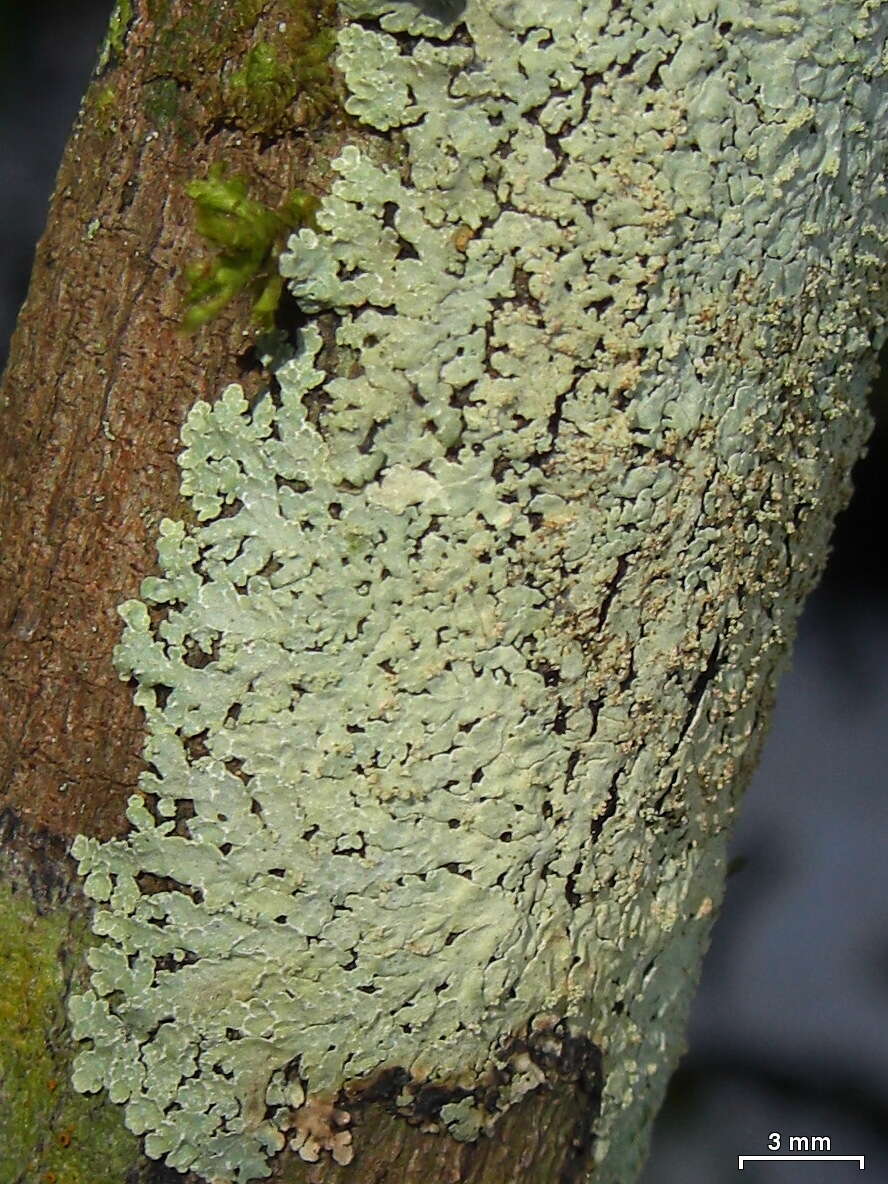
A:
[183,165,320,331]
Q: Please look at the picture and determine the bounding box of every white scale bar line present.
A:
[739,1156,864,1169]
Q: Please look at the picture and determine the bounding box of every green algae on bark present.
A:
[0,877,141,1184]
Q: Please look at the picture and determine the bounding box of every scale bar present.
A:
[739,1157,864,1169]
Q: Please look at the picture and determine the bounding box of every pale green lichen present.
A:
[71,1,887,1182]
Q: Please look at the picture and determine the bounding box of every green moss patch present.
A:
[0,877,140,1184]
[143,0,339,138]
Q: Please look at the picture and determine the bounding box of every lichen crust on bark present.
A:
[69,1,888,1182]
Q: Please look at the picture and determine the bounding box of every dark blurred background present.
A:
[1,4,885,1181]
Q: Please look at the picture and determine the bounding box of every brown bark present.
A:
[0,5,599,1181]
[271,1076,601,1184]
[0,0,348,842]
